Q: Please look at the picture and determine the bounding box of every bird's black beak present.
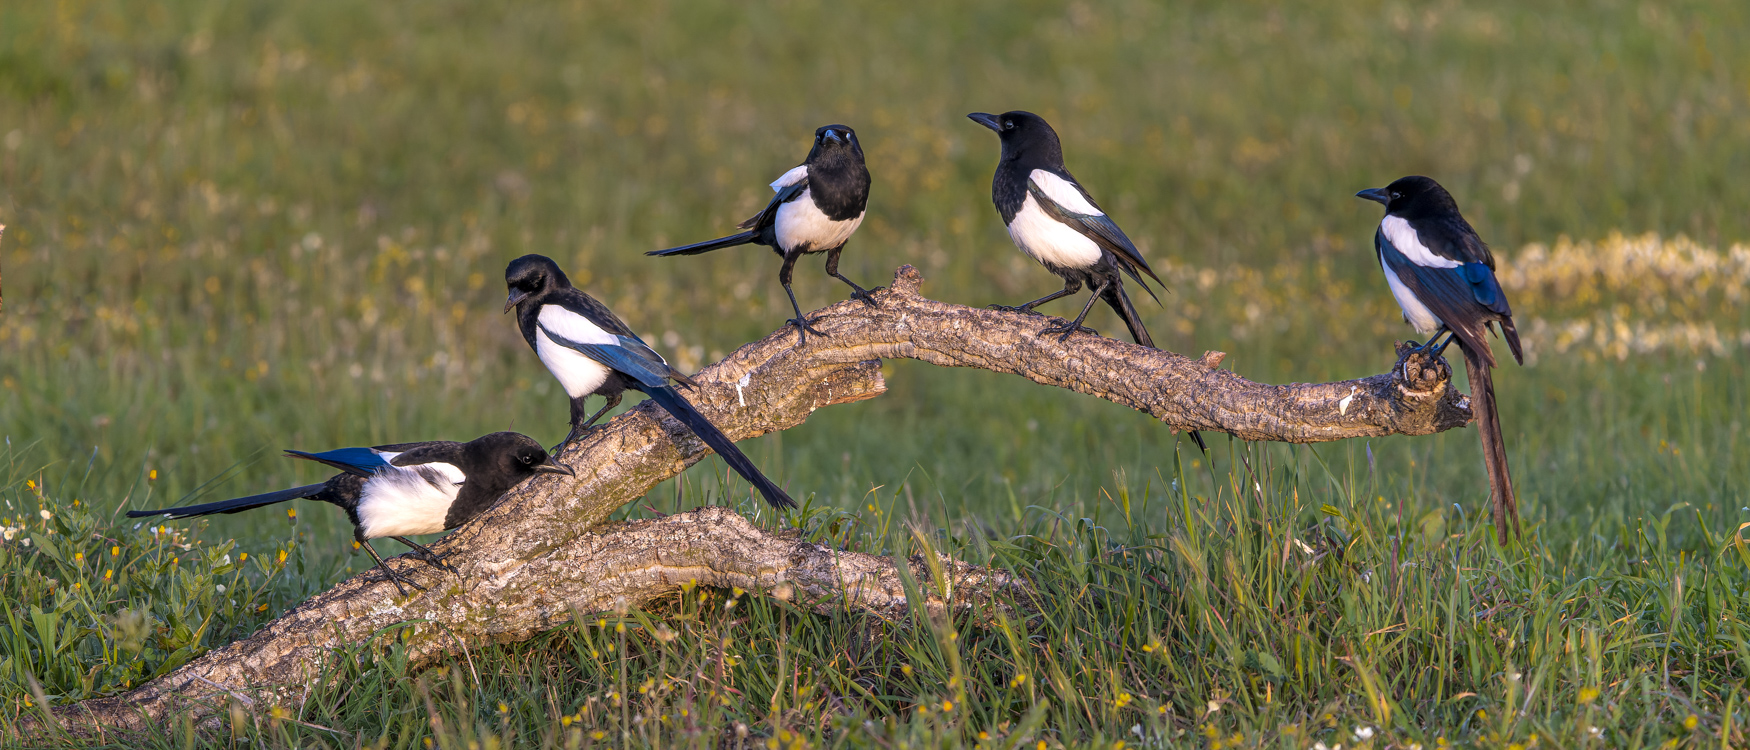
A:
[533,459,574,477]
[504,289,530,314]
[1355,187,1390,205]
[967,112,1002,133]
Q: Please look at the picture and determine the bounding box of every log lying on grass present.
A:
[31,265,1468,737]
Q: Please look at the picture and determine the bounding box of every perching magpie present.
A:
[647,124,874,347]
[1357,176,1523,544]
[970,111,1207,452]
[504,254,797,510]
[127,431,572,594]
[967,111,1167,347]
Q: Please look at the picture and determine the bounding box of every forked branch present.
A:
[30,265,1467,738]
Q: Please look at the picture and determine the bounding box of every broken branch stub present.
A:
[33,265,1467,738]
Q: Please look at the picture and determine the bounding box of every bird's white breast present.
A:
[1007,193,1103,270]
[1380,252,1444,334]
[1381,216,1461,269]
[774,191,863,253]
[356,463,465,538]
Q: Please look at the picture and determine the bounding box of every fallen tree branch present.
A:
[32,265,1466,737]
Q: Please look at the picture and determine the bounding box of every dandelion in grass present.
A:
[1684,715,1698,730]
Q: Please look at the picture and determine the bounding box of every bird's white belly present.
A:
[356,464,464,538]
[536,327,612,398]
[775,190,863,253]
[1380,255,1444,334]
[1007,195,1103,270]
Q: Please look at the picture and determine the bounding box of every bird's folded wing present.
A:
[1026,171,1165,290]
[381,442,466,472]
[1378,234,1503,366]
[285,447,393,477]
[737,180,809,231]
[539,322,673,388]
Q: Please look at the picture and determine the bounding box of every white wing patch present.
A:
[1028,170,1103,215]
[535,327,613,398]
[770,165,808,191]
[538,305,617,345]
[774,193,863,253]
[1007,193,1103,270]
[1381,216,1461,269]
[356,462,465,538]
[1379,253,1444,334]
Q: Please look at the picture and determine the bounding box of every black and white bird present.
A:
[967,111,1167,347]
[1357,176,1523,544]
[127,431,572,594]
[504,254,797,510]
[647,124,874,347]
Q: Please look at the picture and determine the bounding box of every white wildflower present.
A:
[39,509,52,520]
[1353,725,1375,741]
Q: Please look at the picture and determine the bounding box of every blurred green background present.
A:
[2,0,1747,571]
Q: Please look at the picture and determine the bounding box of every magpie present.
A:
[1357,176,1524,544]
[647,124,874,347]
[127,431,572,594]
[967,111,1168,346]
[970,111,1206,452]
[504,254,797,510]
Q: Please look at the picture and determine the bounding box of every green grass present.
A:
[2,0,1748,746]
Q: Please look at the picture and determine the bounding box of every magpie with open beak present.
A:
[647,124,874,347]
[505,254,796,510]
[967,111,1168,347]
[1357,176,1523,544]
[128,431,571,594]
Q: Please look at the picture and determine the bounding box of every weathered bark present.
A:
[30,265,1467,738]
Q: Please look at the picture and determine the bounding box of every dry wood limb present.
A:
[33,265,1467,737]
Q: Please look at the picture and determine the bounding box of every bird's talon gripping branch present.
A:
[788,316,830,347]
[1040,322,1098,341]
[987,303,1044,316]
[849,286,883,308]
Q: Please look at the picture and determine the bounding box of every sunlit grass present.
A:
[2,0,1748,745]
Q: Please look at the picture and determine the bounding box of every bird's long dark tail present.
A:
[1101,282,1154,349]
[646,231,758,257]
[1101,282,1210,451]
[1463,344,1519,544]
[126,483,328,520]
[641,385,797,510]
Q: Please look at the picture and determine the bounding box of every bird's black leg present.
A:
[1412,327,1454,358]
[824,245,881,307]
[357,536,424,596]
[1039,282,1106,342]
[392,536,458,576]
[990,279,1080,316]
[780,252,827,347]
[556,393,623,450]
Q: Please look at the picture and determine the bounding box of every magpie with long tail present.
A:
[504,254,797,510]
[967,111,1169,346]
[1357,175,1523,544]
[647,124,873,347]
[970,110,1205,452]
[127,431,572,594]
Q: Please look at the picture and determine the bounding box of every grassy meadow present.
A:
[2,0,1749,746]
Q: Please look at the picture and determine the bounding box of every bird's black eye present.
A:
[1391,192,1401,200]
[1003,120,1014,130]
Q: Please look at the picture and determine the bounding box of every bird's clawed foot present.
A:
[988,303,1044,317]
[368,564,427,597]
[394,537,460,576]
[848,286,883,308]
[787,316,829,347]
[1039,320,1098,342]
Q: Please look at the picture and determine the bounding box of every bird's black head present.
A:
[968,110,1064,167]
[1355,176,1460,219]
[469,431,574,480]
[504,254,570,313]
[806,124,864,163]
